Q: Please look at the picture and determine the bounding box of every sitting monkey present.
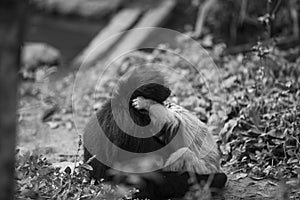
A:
[83,67,226,199]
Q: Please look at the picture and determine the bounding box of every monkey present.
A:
[83,66,227,199]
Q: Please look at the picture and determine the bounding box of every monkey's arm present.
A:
[132,96,179,128]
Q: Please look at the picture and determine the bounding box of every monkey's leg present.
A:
[112,171,227,199]
[83,147,111,181]
[164,147,220,174]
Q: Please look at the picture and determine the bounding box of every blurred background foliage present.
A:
[204,0,296,44]
[25,0,300,65]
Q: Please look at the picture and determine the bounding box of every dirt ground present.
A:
[17,59,285,200]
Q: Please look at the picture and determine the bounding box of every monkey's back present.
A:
[164,103,221,174]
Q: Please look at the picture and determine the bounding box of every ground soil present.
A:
[18,59,281,200]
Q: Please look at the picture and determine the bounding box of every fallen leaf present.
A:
[232,173,248,180]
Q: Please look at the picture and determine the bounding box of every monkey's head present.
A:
[131,83,171,104]
[130,83,171,126]
[112,66,171,127]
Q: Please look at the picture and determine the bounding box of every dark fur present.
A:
[112,172,227,199]
[83,67,227,199]
[83,101,170,180]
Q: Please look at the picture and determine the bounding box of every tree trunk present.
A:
[0,0,26,199]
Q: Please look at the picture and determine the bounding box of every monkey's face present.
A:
[129,83,171,126]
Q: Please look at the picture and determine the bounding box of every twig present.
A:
[223,36,300,55]
[290,0,299,38]
[239,0,248,24]
[194,0,217,38]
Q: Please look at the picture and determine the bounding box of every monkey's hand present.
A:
[132,97,156,111]
[133,97,178,131]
